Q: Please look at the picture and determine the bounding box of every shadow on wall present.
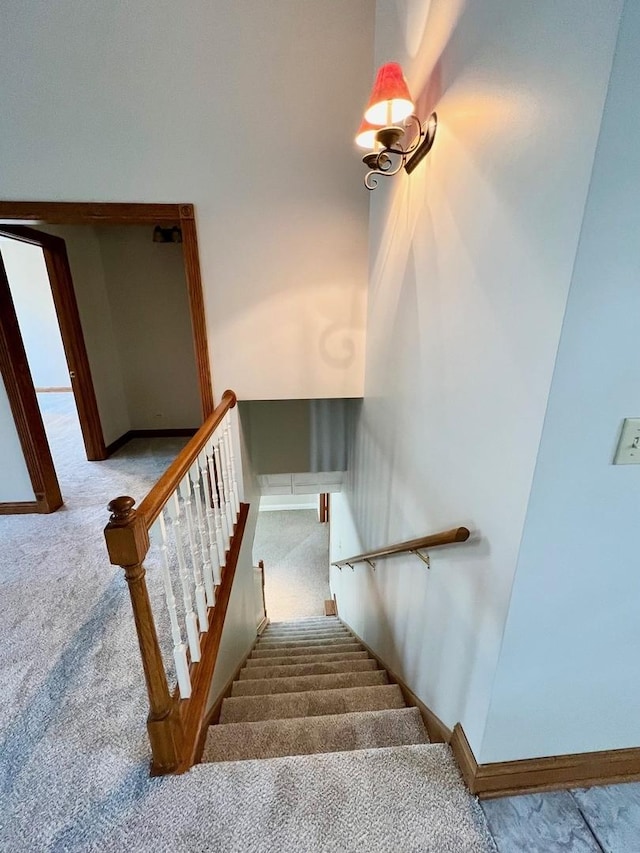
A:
[240,398,356,476]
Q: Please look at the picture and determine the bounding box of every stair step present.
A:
[256,637,360,650]
[259,634,352,645]
[183,745,495,851]
[268,618,340,629]
[220,684,405,723]
[251,643,362,659]
[238,659,378,680]
[245,650,369,668]
[261,629,351,640]
[269,616,339,623]
[202,707,429,762]
[264,622,349,637]
[231,670,388,697]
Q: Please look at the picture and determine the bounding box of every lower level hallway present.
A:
[253,506,331,620]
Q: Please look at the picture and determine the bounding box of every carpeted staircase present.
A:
[199,616,497,851]
[203,616,428,761]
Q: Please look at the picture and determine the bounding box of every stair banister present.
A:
[104,496,184,772]
[104,389,247,775]
[138,389,237,527]
[332,526,471,570]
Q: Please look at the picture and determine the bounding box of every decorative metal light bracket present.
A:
[363,112,437,191]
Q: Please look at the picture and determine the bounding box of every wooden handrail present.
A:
[138,389,237,527]
[331,526,470,568]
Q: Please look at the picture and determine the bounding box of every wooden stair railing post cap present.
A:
[104,496,150,572]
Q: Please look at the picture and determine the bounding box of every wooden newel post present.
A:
[104,496,184,774]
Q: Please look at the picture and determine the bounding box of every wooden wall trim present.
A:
[0,201,184,224]
[179,210,214,419]
[0,501,43,515]
[106,428,199,456]
[338,615,452,745]
[450,723,640,799]
[449,723,480,792]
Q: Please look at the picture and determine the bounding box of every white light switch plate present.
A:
[613,418,640,464]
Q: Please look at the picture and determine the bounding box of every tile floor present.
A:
[481,783,640,852]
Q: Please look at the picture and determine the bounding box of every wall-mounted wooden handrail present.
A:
[332,526,470,569]
[138,389,237,528]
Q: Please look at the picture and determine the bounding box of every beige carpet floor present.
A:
[254,509,331,620]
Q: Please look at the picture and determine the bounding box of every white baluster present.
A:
[189,458,216,607]
[213,439,231,550]
[224,413,240,517]
[199,448,223,585]
[150,515,191,698]
[179,474,208,633]
[166,492,201,662]
[206,441,227,574]
[218,432,235,536]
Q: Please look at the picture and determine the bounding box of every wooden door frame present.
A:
[0,225,107,460]
[0,202,214,420]
[0,252,63,513]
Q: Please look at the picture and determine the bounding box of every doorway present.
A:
[0,202,213,514]
[0,226,106,460]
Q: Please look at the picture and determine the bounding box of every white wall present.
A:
[95,227,201,430]
[0,376,34,502]
[0,238,69,388]
[0,0,373,401]
[480,0,640,762]
[330,0,623,757]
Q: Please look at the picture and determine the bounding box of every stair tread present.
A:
[261,630,351,640]
[238,659,378,680]
[257,637,358,648]
[269,617,339,624]
[175,744,495,852]
[202,707,429,763]
[263,622,346,629]
[220,684,405,723]
[231,669,388,697]
[252,643,362,659]
[245,651,369,668]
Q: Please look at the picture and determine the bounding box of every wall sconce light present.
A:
[356,62,437,190]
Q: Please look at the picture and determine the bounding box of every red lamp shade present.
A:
[355,118,379,150]
[364,61,414,126]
